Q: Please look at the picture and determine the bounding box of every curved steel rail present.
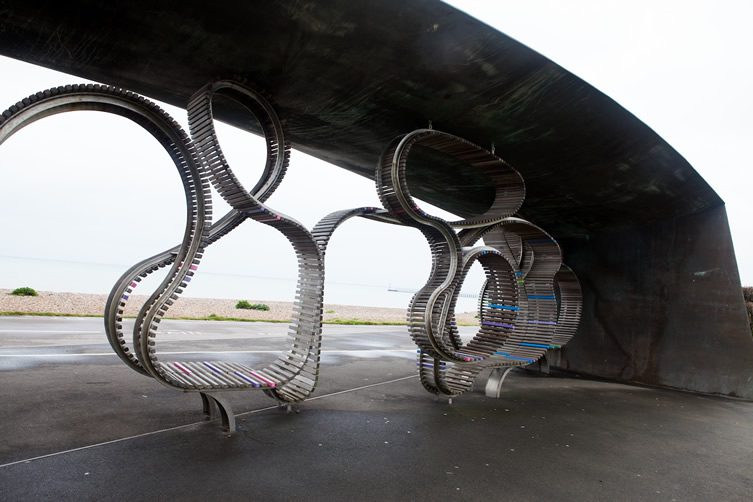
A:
[112,80,323,402]
[372,129,582,397]
[1,82,583,422]
[123,83,402,403]
[418,219,583,396]
[376,129,525,364]
[104,82,289,377]
[0,84,211,380]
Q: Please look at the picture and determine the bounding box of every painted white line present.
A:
[0,353,119,357]
[302,375,418,404]
[0,374,418,469]
[0,330,101,334]
[0,343,92,349]
[0,349,416,358]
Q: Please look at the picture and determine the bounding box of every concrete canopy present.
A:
[1,0,751,397]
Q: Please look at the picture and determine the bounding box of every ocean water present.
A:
[0,100,486,315]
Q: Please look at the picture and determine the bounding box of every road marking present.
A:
[0,349,416,357]
[0,330,102,334]
[0,374,418,469]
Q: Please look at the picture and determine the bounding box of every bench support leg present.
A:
[484,367,514,399]
[199,392,236,433]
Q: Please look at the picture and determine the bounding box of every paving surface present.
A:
[1,316,752,501]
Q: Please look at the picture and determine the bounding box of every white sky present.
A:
[0,0,751,308]
[450,0,753,281]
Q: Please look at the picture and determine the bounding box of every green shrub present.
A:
[235,300,270,311]
[11,287,38,297]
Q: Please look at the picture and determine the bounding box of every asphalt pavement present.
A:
[0,316,751,501]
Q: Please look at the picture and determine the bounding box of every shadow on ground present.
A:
[1,356,752,500]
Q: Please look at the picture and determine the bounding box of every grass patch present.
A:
[192,313,286,323]
[0,311,289,323]
[235,300,270,311]
[10,287,38,296]
[0,312,479,326]
[0,311,102,318]
[323,318,406,326]
[192,315,406,325]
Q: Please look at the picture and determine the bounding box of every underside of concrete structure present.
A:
[0,0,750,398]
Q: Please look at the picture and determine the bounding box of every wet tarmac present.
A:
[0,317,751,501]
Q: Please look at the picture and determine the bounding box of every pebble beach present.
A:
[0,289,479,325]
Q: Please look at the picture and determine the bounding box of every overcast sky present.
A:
[451,0,753,280]
[0,1,751,308]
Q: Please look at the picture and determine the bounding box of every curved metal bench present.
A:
[0,81,582,432]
